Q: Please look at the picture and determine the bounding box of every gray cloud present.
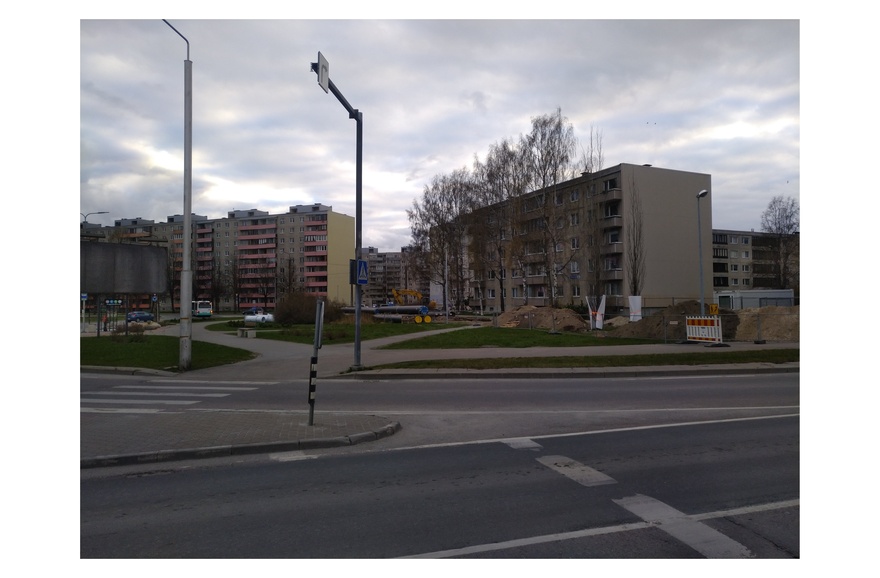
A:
[80,19,799,249]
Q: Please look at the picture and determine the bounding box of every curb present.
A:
[81,421,402,469]
[337,364,800,380]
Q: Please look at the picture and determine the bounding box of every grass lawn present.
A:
[203,319,467,345]
[80,335,255,371]
[81,322,799,372]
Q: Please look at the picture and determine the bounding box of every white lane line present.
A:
[81,391,229,397]
[151,379,278,385]
[536,455,617,487]
[80,399,200,405]
[80,407,164,414]
[400,498,797,558]
[503,438,543,450]
[113,385,257,391]
[613,494,753,558]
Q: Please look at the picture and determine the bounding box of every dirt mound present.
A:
[604,301,799,342]
[496,305,589,332]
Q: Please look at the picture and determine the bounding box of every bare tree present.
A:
[520,108,578,306]
[407,169,476,310]
[760,195,800,290]
[626,176,646,296]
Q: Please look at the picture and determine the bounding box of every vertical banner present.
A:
[629,296,642,322]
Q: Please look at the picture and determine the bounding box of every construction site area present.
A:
[480,301,799,343]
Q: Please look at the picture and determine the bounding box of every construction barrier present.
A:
[686,316,723,343]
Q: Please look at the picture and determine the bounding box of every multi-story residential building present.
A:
[83,204,354,312]
[459,163,713,315]
[711,229,799,294]
[360,246,432,307]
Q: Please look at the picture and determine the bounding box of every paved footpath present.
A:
[80,322,798,468]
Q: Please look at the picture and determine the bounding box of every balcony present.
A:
[600,242,623,255]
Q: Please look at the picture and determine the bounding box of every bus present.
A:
[192,300,213,318]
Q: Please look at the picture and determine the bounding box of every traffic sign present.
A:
[357,259,369,285]
[317,51,329,93]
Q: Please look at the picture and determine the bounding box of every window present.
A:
[570,189,579,202]
[730,264,739,272]
[572,285,581,297]
[570,261,580,274]
[571,237,580,249]
[570,213,580,226]
[488,289,496,298]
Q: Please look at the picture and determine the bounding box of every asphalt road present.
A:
[80,414,799,558]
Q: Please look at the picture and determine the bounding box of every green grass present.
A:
[203,319,466,344]
[80,335,256,371]
[370,348,800,371]
[378,326,661,349]
[81,323,799,373]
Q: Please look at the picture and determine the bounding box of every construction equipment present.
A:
[391,288,423,305]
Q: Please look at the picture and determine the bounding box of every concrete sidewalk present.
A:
[80,322,798,468]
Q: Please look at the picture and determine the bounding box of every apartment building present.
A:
[361,246,431,307]
[711,229,799,294]
[85,204,355,312]
[459,163,713,314]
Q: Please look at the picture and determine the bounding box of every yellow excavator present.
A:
[391,288,423,305]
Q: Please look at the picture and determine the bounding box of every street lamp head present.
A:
[697,189,709,198]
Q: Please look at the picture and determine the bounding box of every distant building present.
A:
[83,204,354,312]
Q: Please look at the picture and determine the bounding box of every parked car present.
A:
[126,311,154,323]
[244,311,274,323]
[241,306,266,316]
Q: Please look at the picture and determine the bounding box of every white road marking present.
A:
[113,385,257,391]
[503,438,543,450]
[151,379,278,385]
[80,407,164,414]
[536,455,617,486]
[613,494,754,558]
[81,391,229,397]
[400,499,797,558]
[80,399,200,405]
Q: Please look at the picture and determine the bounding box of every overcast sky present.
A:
[78,17,800,252]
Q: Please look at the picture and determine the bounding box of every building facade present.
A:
[457,163,713,314]
[711,229,800,295]
[84,204,354,312]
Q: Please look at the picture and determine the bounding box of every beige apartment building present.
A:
[459,163,713,315]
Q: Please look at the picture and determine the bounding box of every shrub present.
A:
[274,293,346,325]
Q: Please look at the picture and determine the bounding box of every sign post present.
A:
[311,51,364,370]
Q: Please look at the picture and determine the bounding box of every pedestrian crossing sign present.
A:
[350,259,369,285]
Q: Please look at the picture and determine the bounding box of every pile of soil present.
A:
[604,301,799,342]
[491,301,799,343]
[495,305,589,332]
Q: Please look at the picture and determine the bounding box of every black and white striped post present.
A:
[307,299,325,426]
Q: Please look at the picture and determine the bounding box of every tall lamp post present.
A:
[164,19,193,370]
[81,211,108,223]
[696,189,709,316]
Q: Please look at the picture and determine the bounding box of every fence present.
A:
[654,312,799,343]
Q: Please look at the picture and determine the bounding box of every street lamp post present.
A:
[164,19,193,371]
[696,189,709,316]
[80,211,108,223]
